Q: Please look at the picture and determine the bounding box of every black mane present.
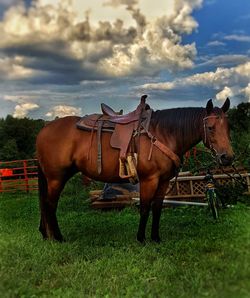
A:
[151,107,205,136]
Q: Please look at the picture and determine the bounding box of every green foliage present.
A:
[182,142,214,173]
[0,115,45,161]
[228,102,250,170]
[216,181,247,206]
[0,139,19,161]
[0,192,250,297]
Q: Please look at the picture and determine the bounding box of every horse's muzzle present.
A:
[217,153,235,166]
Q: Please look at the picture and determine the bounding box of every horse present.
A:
[36,98,234,243]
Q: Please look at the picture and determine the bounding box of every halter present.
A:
[203,115,220,156]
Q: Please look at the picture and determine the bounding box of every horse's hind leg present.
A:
[39,171,66,241]
[151,181,169,243]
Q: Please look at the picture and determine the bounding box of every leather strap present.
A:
[97,120,103,174]
[145,130,181,168]
[152,139,181,168]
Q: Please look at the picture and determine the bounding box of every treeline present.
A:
[0,115,45,161]
[0,102,249,168]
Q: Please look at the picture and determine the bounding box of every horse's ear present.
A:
[221,97,230,113]
[206,99,213,115]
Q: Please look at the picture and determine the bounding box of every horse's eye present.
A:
[208,126,213,132]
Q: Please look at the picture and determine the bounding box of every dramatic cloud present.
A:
[0,0,202,82]
[0,56,36,80]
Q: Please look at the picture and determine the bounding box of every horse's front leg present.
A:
[151,181,169,243]
[137,178,159,243]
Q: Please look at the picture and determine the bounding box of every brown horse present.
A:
[36,98,234,243]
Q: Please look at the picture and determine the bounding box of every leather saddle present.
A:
[77,95,152,181]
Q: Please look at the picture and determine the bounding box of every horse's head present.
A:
[203,98,234,166]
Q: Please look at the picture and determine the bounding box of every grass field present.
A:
[0,180,250,298]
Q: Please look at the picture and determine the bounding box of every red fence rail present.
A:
[0,159,38,193]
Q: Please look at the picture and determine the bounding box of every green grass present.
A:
[0,184,249,298]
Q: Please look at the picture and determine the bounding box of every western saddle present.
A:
[77,95,181,184]
[77,95,151,183]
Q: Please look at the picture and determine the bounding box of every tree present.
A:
[0,139,20,161]
[0,115,45,161]
[228,102,250,169]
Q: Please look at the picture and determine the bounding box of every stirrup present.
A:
[126,154,138,184]
[119,154,138,184]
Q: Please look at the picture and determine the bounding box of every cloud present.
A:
[104,0,138,8]
[0,0,20,7]
[0,56,36,80]
[45,105,82,118]
[244,83,250,102]
[99,0,203,76]
[207,40,225,47]
[3,94,38,103]
[224,34,250,42]
[196,54,249,68]
[0,0,203,82]
[13,102,39,118]
[140,61,250,103]
[215,86,234,101]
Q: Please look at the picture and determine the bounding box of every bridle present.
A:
[202,115,221,157]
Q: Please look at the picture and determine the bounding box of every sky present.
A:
[0,0,249,119]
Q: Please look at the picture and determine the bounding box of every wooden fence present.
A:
[91,171,250,209]
[165,171,250,200]
[0,159,38,193]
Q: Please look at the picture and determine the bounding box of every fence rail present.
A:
[0,159,38,193]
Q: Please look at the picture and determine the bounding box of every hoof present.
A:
[39,226,48,240]
[43,235,65,243]
[39,226,64,242]
[50,232,65,243]
[151,235,161,243]
[137,233,146,243]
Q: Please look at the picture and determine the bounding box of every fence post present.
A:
[23,160,29,193]
[0,174,2,193]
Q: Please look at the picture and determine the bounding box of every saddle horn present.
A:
[141,95,148,104]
